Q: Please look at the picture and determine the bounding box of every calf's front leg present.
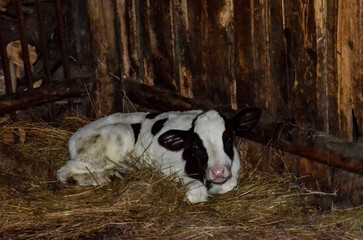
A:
[179,176,209,203]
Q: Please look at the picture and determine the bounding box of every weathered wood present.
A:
[325,0,339,136]
[337,0,363,140]
[87,0,120,117]
[233,1,259,110]
[123,78,219,112]
[171,0,193,97]
[186,0,208,100]
[148,0,176,92]
[115,0,131,79]
[283,1,319,129]
[203,0,234,107]
[246,119,363,175]
[134,0,154,86]
[123,79,363,175]
[0,78,85,115]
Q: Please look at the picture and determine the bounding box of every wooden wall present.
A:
[86,0,363,207]
[89,0,362,141]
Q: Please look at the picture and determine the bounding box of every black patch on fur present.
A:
[158,113,209,182]
[205,180,213,190]
[222,128,234,160]
[182,132,209,182]
[146,112,160,119]
[218,112,235,160]
[151,118,168,135]
[131,123,141,144]
[182,113,208,182]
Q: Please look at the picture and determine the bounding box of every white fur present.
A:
[57,110,241,203]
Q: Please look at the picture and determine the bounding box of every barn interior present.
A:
[0,0,362,239]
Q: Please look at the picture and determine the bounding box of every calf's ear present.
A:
[232,108,261,136]
[158,130,189,151]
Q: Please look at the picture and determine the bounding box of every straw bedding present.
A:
[0,116,362,239]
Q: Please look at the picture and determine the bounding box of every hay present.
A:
[0,118,362,239]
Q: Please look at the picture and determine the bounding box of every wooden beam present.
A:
[123,79,363,175]
[123,79,233,114]
[0,78,85,115]
[246,119,363,175]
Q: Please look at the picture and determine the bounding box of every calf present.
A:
[57,108,261,203]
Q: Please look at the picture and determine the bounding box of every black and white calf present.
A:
[57,108,261,203]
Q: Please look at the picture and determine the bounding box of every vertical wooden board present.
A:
[233,0,257,109]
[125,0,139,79]
[87,0,119,116]
[249,0,272,114]
[326,0,339,136]
[337,0,363,142]
[201,0,233,107]
[354,2,363,143]
[234,0,274,113]
[116,0,132,79]
[267,0,289,120]
[283,0,318,129]
[314,0,328,132]
[171,0,193,97]
[148,0,176,92]
[186,0,208,100]
[126,0,153,85]
[135,0,154,86]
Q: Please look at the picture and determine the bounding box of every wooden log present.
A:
[0,78,85,115]
[246,119,363,176]
[123,79,363,175]
[123,78,231,113]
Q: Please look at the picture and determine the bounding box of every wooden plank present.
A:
[198,0,234,107]
[171,0,193,97]
[326,0,339,136]
[234,0,288,117]
[283,0,318,129]
[233,0,259,110]
[116,0,132,79]
[133,0,154,86]
[126,0,138,79]
[314,0,329,132]
[337,0,363,142]
[87,0,119,117]
[147,0,177,92]
[247,0,272,115]
[186,0,208,100]
[268,1,290,119]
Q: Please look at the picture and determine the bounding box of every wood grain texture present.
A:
[337,0,363,141]
[87,0,119,117]
[0,78,85,115]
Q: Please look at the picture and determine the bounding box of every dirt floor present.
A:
[0,116,362,239]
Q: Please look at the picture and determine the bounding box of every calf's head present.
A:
[158,108,261,184]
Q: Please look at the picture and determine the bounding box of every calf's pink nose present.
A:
[211,167,225,176]
[210,166,230,183]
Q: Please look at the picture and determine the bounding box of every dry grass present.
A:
[0,117,362,239]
